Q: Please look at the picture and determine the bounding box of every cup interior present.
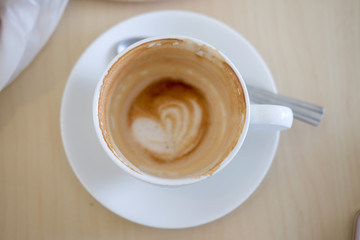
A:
[93,36,250,186]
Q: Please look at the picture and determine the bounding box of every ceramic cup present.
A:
[93,36,293,186]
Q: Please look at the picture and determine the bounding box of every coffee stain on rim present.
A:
[98,62,142,175]
[198,62,247,178]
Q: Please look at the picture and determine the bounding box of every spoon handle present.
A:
[354,210,360,240]
[247,85,325,126]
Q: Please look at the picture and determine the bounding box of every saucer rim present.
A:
[60,10,280,229]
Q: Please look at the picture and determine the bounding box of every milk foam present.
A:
[131,99,202,161]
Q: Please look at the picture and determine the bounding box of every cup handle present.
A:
[250,104,293,130]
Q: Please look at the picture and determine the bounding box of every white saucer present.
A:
[60,10,279,229]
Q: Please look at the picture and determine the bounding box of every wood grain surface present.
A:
[1,0,359,239]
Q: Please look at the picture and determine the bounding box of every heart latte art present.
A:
[129,80,207,162]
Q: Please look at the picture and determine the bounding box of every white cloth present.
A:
[0,0,68,91]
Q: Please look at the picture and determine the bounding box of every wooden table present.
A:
[1,0,359,239]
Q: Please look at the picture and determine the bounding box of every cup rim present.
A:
[93,35,250,186]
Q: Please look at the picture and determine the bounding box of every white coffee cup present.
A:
[93,36,293,186]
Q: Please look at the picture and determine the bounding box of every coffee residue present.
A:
[128,78,209,163]
[98,38,246,178]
